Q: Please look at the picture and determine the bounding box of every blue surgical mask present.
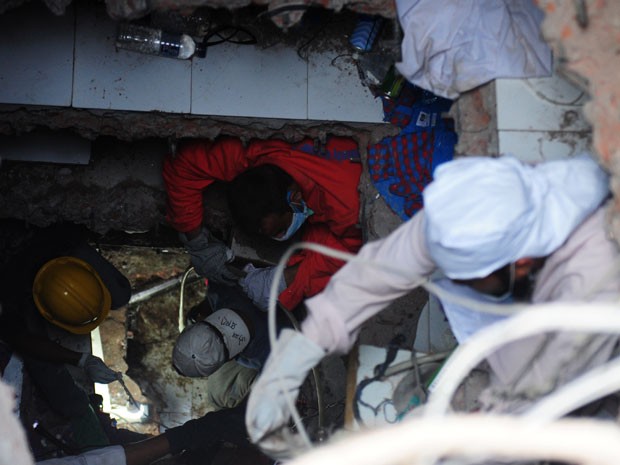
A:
[272,192,313,242]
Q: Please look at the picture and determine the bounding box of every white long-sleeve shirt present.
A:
[302,204,620,395]
[302,211,435,354]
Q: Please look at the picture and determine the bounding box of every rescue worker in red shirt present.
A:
[162,136,362,311]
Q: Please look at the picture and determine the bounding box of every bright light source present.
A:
[110,403,148,423]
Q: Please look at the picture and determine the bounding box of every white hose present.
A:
[525,354,620,422]
[178,266,198,333]
[424,303,620,417]
[267,243,329,449]
[287,415,620,465]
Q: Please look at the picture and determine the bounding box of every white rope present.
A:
[525,354,620,422]
[287,415,620,465]
[424,304,620,417]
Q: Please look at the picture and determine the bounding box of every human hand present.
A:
[240,264,286,311]
[180,229,237,285]
[78,353,119,384]
[245,329,325,459]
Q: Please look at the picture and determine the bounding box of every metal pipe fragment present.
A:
[128,273,199,305]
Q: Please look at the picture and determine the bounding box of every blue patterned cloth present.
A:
[368,83,457,220]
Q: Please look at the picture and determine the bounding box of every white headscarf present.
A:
[423,154,609,279]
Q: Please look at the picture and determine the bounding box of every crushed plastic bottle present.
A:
[116,23,196,60]
[349,15,382,52]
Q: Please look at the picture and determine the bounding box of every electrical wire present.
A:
[178,266,198,333]
[202,26,257,47]
[267,243,325,450]
[265,241,523,451]
[353,334,404,427]
[524,78,586,106]
[381,351,452,379]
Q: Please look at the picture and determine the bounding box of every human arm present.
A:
[36,437,170,465]
[241,223,357,311]
[6,332,118,384]
[162,138,252,233]
[179,227,238,285]
[8,332,83,365]
[239,264,289,311]
[163,137,297,233]
[164,402,249,454]
[163,139,244,284]
[246,212,436,458]
[245,329,325,459]
[123,435,171,465]
[301,211,436,353]
[163,138,284,283]
[36,405,249,465]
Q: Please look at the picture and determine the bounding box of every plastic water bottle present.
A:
[349,15,382,52]
[116,24,196,60]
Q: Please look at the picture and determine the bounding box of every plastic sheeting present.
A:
[396,0,552,99]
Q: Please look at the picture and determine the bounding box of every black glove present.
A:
[180,228,238,285]
[78,353,119,384]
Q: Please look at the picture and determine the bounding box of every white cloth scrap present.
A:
[396,0,552,98]
[424,154,609,279]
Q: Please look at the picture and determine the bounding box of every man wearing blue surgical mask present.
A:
[163,136,363,312]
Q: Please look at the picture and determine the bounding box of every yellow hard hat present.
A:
[32,256,111,334]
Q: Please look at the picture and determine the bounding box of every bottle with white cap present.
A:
[116,23,196,60]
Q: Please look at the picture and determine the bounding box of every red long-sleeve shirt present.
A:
[163,137,362,309]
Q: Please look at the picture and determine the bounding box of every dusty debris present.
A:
[538,0,620,242]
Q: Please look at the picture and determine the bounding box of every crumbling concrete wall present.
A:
[0,111,398,234]
[4,0,397,22]
[0,137,168,234]
[539,0,620,241]
[0,106,395,144]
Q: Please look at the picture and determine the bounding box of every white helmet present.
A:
[172,308,250,377]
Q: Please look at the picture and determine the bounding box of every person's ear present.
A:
[514,258,535,280]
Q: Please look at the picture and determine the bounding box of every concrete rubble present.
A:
[539,0,620,240]
[0,0,397,24]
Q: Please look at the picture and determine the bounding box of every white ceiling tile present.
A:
[0,2,74,106]
[74,2,191,113]
[191,42,307,119]
[308,51,384,123]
